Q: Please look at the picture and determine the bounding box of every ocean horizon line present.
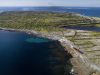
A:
[0,6,100,8]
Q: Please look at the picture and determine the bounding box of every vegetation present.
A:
[0,11,100,32]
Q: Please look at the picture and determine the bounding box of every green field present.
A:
[0,11,100,31]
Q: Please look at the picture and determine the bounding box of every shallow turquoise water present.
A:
[26,37,49,43]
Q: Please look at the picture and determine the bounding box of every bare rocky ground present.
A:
[62,29,100,66]
[60,29,100,75]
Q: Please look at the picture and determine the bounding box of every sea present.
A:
[0,30,72,75]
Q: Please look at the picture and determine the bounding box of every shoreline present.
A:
[0,27,100,75]
[0,27,63,41]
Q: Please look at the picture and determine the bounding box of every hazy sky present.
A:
[0,0,100,7]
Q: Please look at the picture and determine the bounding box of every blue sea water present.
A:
[0,7,100,17]
[0,30,72,75]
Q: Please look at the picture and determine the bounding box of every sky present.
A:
[0,0,100,7]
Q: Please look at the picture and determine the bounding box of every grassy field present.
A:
[0,11,100,31]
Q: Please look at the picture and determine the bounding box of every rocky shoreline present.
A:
[0,27,64,40]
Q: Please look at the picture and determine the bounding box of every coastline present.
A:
[0,9,100,75]
[0,27,100,75]
[76,13,100,23]
[0,12,100,75]
[0,27,65,40]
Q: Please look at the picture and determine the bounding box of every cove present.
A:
[0,30,72,75]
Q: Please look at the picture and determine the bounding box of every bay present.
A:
[0,30,72,75]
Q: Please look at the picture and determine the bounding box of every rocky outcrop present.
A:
[58,37,100,75]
